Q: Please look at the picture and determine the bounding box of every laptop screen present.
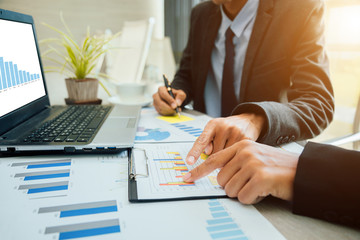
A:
[0,18,46,118]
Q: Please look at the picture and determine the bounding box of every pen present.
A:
[163,74,181,118]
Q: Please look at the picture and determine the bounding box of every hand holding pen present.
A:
[152,75,186,116]
[163,75,181,117]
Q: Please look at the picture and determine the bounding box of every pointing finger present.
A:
[183,146,237,182]
[186,122,217,165]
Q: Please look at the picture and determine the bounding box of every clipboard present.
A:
[128,143,227,202]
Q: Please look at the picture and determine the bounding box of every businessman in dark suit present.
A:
[153,0,334,152]
[183,140,360,228]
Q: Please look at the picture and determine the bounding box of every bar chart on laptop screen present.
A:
[0,19,46,118]
[0,57,41,90]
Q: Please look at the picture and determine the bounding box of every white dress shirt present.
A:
[204,0,259,118]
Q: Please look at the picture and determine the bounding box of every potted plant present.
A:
[40,13,118,104]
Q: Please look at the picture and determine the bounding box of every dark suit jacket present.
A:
[293,142,360,228]
[171,0,334,146]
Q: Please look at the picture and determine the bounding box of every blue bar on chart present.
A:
[14,169,70,181]
[45,219,121,240]
[0,57,6,89]
[19,70,23,83]
[23,71,27,82]
[212,211,229,218]
[9,62,16,86]
[27,162,71,169]
[208,201,222,207]
[14,64,20,85]
[38,200,118,218]
[206,199,248,240]
[5,62,11,87]
[18,181,69,194]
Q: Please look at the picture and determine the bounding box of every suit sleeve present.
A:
[232,1,334,146]
[170,7,196,107]
[292,142,360,228]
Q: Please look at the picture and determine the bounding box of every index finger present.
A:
[185,121,217,165]
[172,89,186,107]
[183,146,237,182]
[158,86,178,109]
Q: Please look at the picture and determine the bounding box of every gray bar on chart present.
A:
[39,200,117,213]
[11,159,71,167]
[15,169,70,178]
[45,219,120,234]
[18,181,69,190]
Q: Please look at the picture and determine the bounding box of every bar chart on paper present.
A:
[171,122,203,138]
[154,151,209,187]
[146,144,219,190]
[10,158,72,198]
[0,56,41,91]
[37,200,122,240]
[206,199,248,240]
[38,200,118,218]
[134,143,226,200]
[0,153,129,240]
[45,219,121,240]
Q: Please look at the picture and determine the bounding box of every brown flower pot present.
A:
[65,78,101,104]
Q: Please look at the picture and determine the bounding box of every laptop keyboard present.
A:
[23,105,111,143]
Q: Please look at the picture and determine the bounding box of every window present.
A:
[312,1,360,148]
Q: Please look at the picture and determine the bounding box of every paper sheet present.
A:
[0,153,129,240]
[0,152,285,240]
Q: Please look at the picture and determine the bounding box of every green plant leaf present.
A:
[41,13,120,94]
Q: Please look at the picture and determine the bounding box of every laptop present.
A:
[0,9,141,154]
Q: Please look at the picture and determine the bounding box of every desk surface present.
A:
[18,75,360,239]
[256,197,360,239]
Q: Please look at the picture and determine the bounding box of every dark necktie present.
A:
[221,27,238,117]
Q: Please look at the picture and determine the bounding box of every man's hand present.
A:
[153,86,186,116]
[186,113,265,165]
[183,140,299,204]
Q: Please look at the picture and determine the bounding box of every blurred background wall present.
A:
[1,0,360,149]
[0,0,164,44]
